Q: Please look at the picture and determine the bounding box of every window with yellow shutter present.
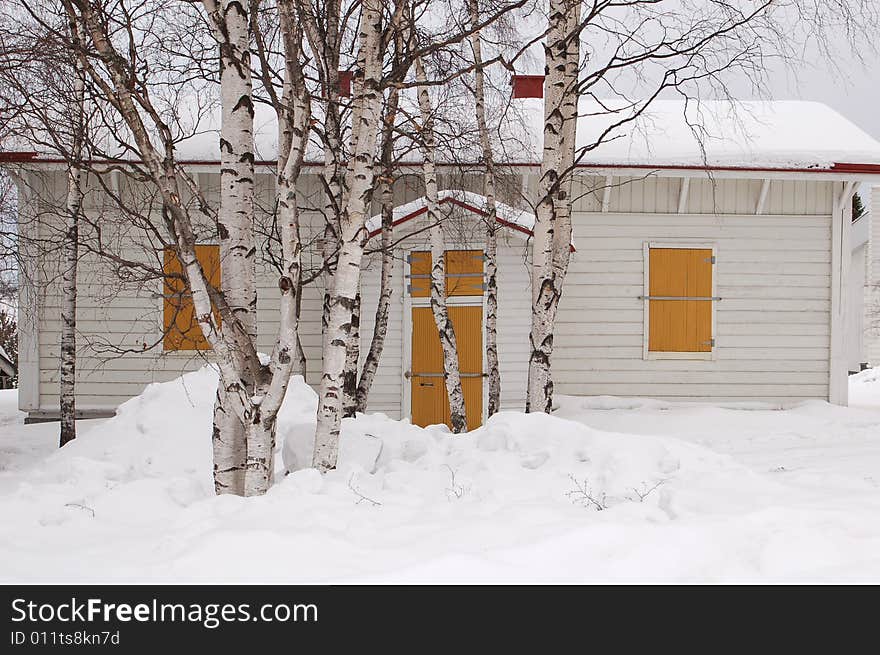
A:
[162,245,221,351]
[642,244,717,358]
[407,250,484,297]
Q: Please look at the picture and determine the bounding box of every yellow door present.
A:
[411,305,483,431]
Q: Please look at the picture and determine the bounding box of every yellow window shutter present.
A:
[648,248,713,352]
[408,250,485,297]
[163,245,221,351]
[445,250,484,296]
[408,251,432,297]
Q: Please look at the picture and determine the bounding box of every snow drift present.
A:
[2,367,880,583]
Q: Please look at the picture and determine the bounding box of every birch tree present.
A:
[295,0,349,415]
[248,0,313,493]
[467,0,501,417]
[200,0,261,494]
[59,14,87,447]
[526,0,579,414]
[0,6,91,446]
[312,0,384,471]
[354,84,401,412]
[349,0,522,416]
[413,54,467,433]
[49,0,310,496]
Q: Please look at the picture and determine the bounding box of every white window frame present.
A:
[642,241,718,361]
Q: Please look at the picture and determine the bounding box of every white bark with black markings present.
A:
[60,15,86,448]
[468,0,500,418]
[342,291,361,417]
[207,0,258,495]
[313,0,384,471]
[355,92,398,413]
[68,0,307,497]
[241,0,311,495]
[414,56,467,433]
[356,1,407,413]
[527,0,580,414]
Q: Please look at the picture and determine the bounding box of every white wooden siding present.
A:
[555,207,833,403]
[22,169,840,416]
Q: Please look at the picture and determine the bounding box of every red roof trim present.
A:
[0,151,38,162]
[829,162,880,174]
[367,196,576,252]
[4,151,880,175]
[574,161,880,175]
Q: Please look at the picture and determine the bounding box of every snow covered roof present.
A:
[364,189,575,250]
[167,98,880,171]
[563,99,880,170]
[5,99,880,173]
[366,190,532,236]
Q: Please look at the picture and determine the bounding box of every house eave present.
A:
[5,150,880,181]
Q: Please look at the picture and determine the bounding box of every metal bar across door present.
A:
[639,295,721,301]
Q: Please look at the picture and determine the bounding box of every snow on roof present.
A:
[564,99,880,170]
[364,190,529,233]
[364,190,576,249]
[181,98,880,170]
[7,98,880,172]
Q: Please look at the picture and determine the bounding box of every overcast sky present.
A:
[764,56,878,140]
[722,21,880,141]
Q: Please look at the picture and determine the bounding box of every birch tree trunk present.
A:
[341,291,360,417]
[309,0,344,418]
[240,0,311,495]
[209,0,257,495]
[70,0,263,496]
[294,285,307,377]
[527,0,580,414]
[414,56,467,433]
[355,85,401,413]
[468,0,501,418]
[313,0,383,471]
[59,16,85,448]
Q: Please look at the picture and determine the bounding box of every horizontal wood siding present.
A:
[26,170,835,414]
[572,176,835,216]
[555,206,833,402]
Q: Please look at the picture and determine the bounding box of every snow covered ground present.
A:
[1,368,880,584]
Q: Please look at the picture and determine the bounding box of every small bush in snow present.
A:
[625,480,666,503]
[347,473,381,507]
[565,475,608,511]
[444,465,469,501]
[566,475,666,511]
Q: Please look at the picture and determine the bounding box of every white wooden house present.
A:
[5,99,880,426]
